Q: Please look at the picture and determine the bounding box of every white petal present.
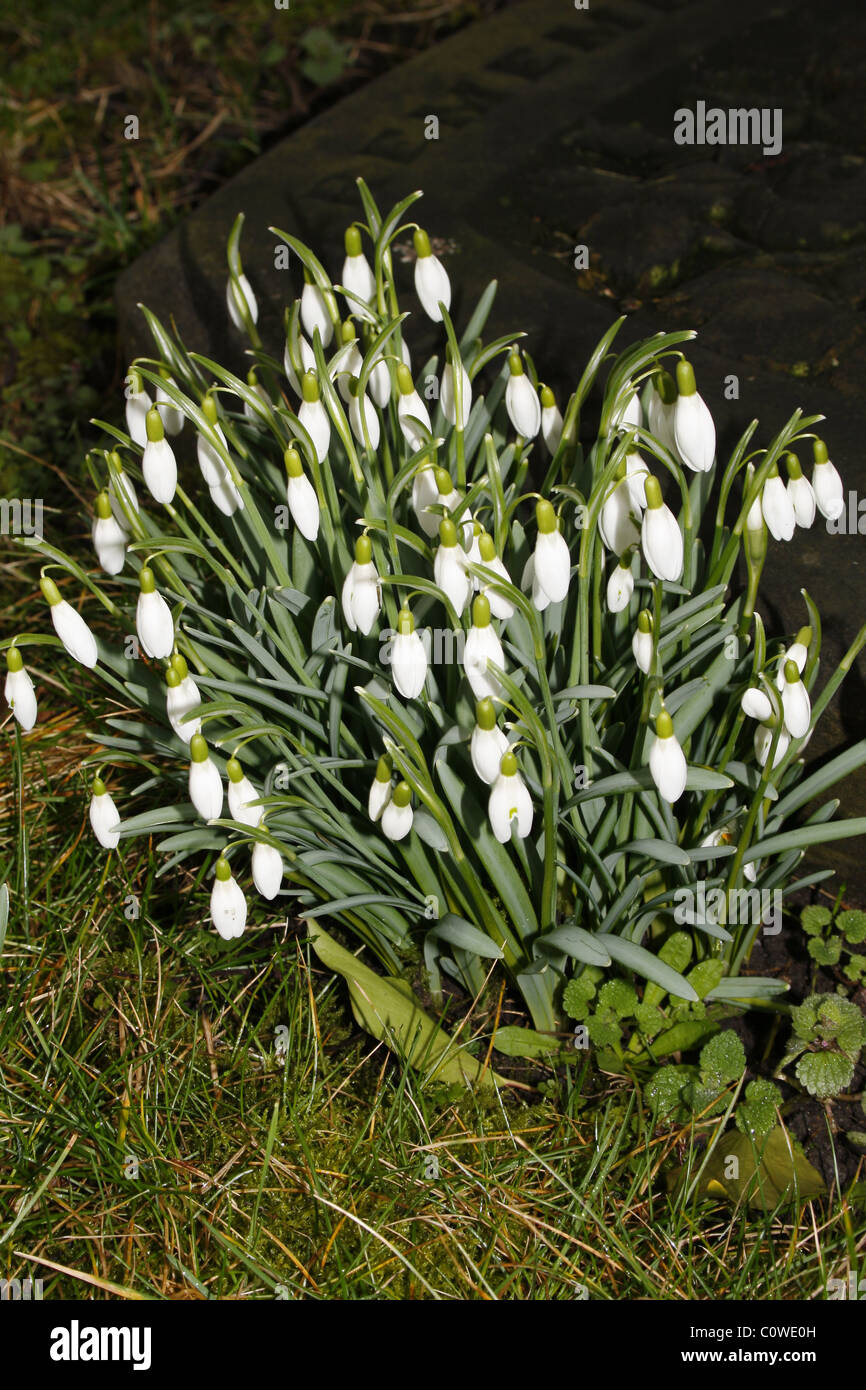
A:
[471,725,509,785]
[415,254,451,322]
[398,391,432,450]
[812,460,844,521]
[480,555,515,620]
[641,504,683,582]
[226,273,258,329]
[625,453,649,512]
[167,676,202,743]
[632,628,653,674]
[136,591,174,660]
[441,363,471,430]
[754,724,790,768]
[349,390,380,450]
[52,601,98,669]
[211,876,247,939]
[284,335,317,396]
[541,403,563,456]
[300,281,334,347]
[781,680,811,739]
[92,515,128,576]
[125,389,152,448]
[197,429,229,487]
[156,382,184,436]
[412,467,443,537]
[599,481,641,555]
[342,253,377,318]
[368,778,392,822]
[4,667,37,731]
[381,800,414,841]
[434,547,471,616]
[488,771,533,843]
[741,687,773,721]
[533,530,571,604]
[391,631,427,700]
[761,476,795,542]
[228,775,263,828]
[649,732,688,803]
[287,472,320,541]
[142,437,177,505]
[673,392,716,473]
[108,469,139,526]
[606,564,634,613]
[298,400,331,464]
[209,477,243,516]
[463,626,505,701]
[369,357,391,409]
[505,375,541,439]
[89,790,120,849]
[252,842,283,900]
[349,563,380,636]
[787,475,816,529]
[189,758,223,820]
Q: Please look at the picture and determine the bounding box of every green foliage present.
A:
[781,992,866,1099]
[735,1078,782,1139]
[799,901,866,981]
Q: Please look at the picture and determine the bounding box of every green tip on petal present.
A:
[39,575,62,607]
[301,371,320,403]
[784,451,802,480]
[190,734,209,763]
[675,360,697,397]
[374,755,391,783]
[643,475,663,510]
[392,780,412,807]
[6,647,24,673]
[434,467,453,495]
[396,363,414,396]
[397,606,415,636]
[413,227,431,259]
[145,406,165,443]
[247,366,258,386]
[438,517,458,547]
[108,450,123,470]
[479,532,496,561]
[476,697,496,732]
[341,318,357,343]
[95,490,113,520]
[500,750,518,778]
[92,775,107,797]
[166,667,181,688]
[812,438,829,464]
[127,368,142,394]
[536,499,557,534]
[655,710,674,739]
[508,350,524,377]
[355,534,372,565]
[227,756,243,783]
[472,594,491,628]
[795,625,812,647]
[215,856,232,882]
[637,609,653,634]
[344,226,362,257]
[784,659,801,684]
[540,385,556,409]
[172,652,189,679]
[138,565,156,594]
[284,446,303,478]
[655,368,678,405]
[766,461,780,479]
[201,393,218,425]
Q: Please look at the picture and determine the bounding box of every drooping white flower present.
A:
[775,628,810,690]
[226,272,258,329]
[505,351,541,439]
[744,462,767,558]
[226,756,263,828]
[631,610,654,674]
[367,351,392,410]
[243,366,270,422]
[463,595,506,701]
[413,227,451,322]
[390,607,428,700]
[521,554,549,613]
[300,276,334,347]
[4,647,37,732]
[381,781,414,841]
[412,464,442,537]
[341,225,377,320]
[298,372,331,465]
[141,406,177,505]
[284,331,317,397]
[396,363,432,450]
[419,467,472,547]
[811,438,844,521]
[540,385,563,456]
[434,518,471,617]
[188,734,223,821]
[700,825,757,882]
[211,857,247,939]
[368,757,392,822]
[649,710,688,804]
[197,395,230,487]
[780,659,811,739]
[107,454,139,528]
[531,500,571,606]
[166,655,201,743]
[440,358,471,430]
[155,374,185,436]
[88,775,121,849]
[741,686,773,722]
[641,476,684,581]
[125,371,152,447]
[471,698,509,785]
[647,370,680,460]
[761,465,795,542]
[625,453,649,513]
[475,532,514,620]
[754,722,790,769]
[40,575,98,669]
[341,534,381,635]
[488,749,533,843]
[785,452,816,528]
[606,557,634,613]
[209,476,244,516]
[348,378,380,451]
[92,491,129,576]
[673,359,715,473]
[136,566,174,660]
[284,446,320,542]
[599,477,641,556]
[252,840,283,900]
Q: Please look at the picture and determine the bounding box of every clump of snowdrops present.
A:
[5,181,866,1057]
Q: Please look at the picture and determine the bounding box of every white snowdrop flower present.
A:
[298,372,331,464]
[92,491,129,576]
[540,385,563,456]
[209,476,243,516]
[785,452,816,528]
[252,840,283,901]
[641,476,683,582]
[599,477,641,556]
[420,467,472,546]
[300,276,334,348]
[135,566,174,660]
[39,575,98,669]
[700,825,757,882]
[141,406,177,505]
[775,627,810,691]
[165,655,201,743]
[471,698,509,785]
[463,595,506,702]
[606,557,634,613]
[341,225,377,320]
[464,522,483,584]
[341,534,381,635]
[741,687,774,722]
[476,532,514,620]
[434,518,472,617]
[348,378,380,451]
[412,463,442,537]
[625,452,649,512]
[811,438,844,521]
[243,366,270,422]
[613,387,642,433]
[368,757,393,822]
[396,363,432,450]
[226,272,258,330]
[107,453,139,528]
[155,374,184,436]
[631,610,654,674]
[390,607,428,700]
[227,756,264,828]
[780,659,811,739]
[381,781,414,842]
[488,749,533,844]
[761,464,795,542]
[744,461,767,548]
[649,710,688,804]
[4,647,37,732]
[125,371,152,447]
[88,775,121,850]
[673,359,715,473]
[211,857,247,940]
[330,322,363,402]
[284,447,320,542]
[754,722,790,769]
[521,553,549,613]
[441,357,472,430]
[505,350,541,439]
[369,352,392,409]
[647,369,680,460]
[531,500,571,606]
[413,227,451,322]
[197,395,230,486]
[284,331,317,397]
[188,734,223,821]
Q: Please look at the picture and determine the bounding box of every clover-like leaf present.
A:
[800,905,832,936]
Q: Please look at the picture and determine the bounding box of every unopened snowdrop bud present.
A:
[631,609,654,674]
[107,451,139,528]
[142,407,178,505]
[381,780,414,842]
[211,857,247,940]
[754,722,790,769]
[471,698,509,785]
[40,575,98,669]
[477,532,514,620]
[463,594,506,701]
[390,607,428,700]
[368,756,392,822]
[348,377,380,451]
[811,438,844,521]
[155,371,184,436]
[252,840,283,901]
[531,500,571,606]
[781,658,811,739]
[606,557,634,613]
[505,351,541,439]
[226,272,258,330]
[775,627,811,690]
[300,272,334,347]
[298,372,331,464]
[741,686,773,721]
[341,226,376,320]
[784,452,816,529]
[284,331,317,397]
[647,369,679,459]
[540,385,563,456]
[413,227,451,322]
[125,369,152,448]
[641,475,683,581]
[166,657,201,743]
[284,447,320,542]
[197,394,230,487]
[649,710,688,804]
[189,734,223,821]
[341,534,381,635]
[227,755,263,828]
[488,749,533,844]
[396,362,432,449]
[599,473,641,556]
[89,775,120,849]
[441,356,472,430]
[4,647,37,731]
[92,491,128,576]
[434,518,471,616]
[761,463,795,542]
[136,566,174,660]
[673,360,715,473]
